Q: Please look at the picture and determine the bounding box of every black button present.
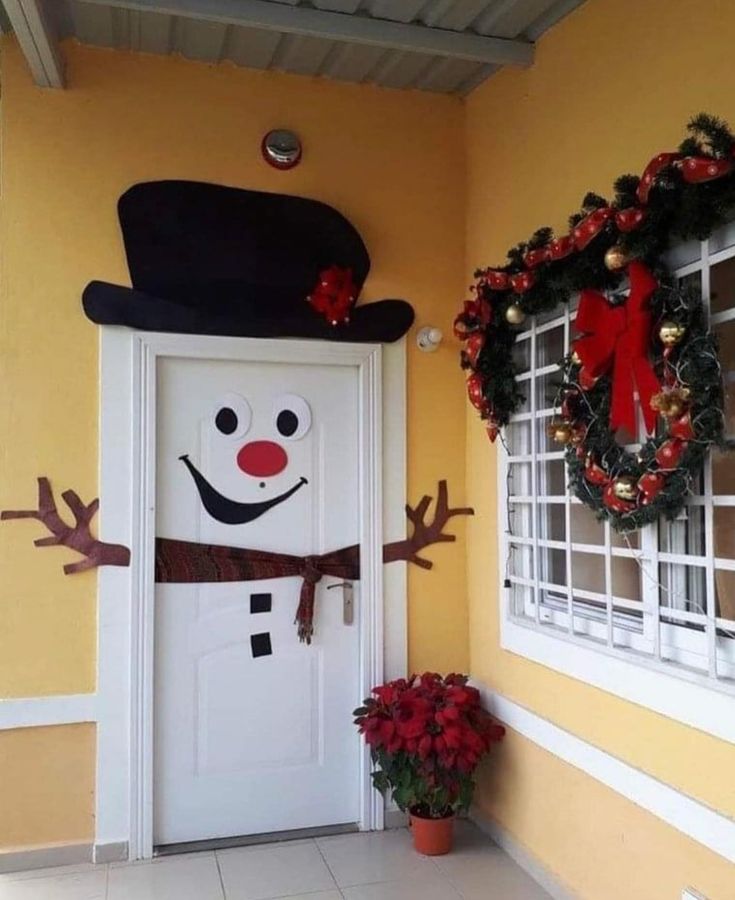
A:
[250,633,273,658]
[250,593,272,614]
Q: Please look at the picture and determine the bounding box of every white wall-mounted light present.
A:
[416,326,443,352]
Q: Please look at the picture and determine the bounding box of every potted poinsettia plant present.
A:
[353,672,505,855]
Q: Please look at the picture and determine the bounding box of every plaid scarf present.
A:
[155,537,360,643]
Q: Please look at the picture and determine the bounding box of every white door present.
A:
[153,354,362,846]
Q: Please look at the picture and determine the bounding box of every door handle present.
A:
[327,580,354,625]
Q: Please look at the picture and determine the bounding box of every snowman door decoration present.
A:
[2,181,472,650]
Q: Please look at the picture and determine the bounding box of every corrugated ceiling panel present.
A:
[49,0,588,94]
[427,0,494,31]
[371,49,438,91]
[476,0,559,37]
[311,0,363,11]
[135,10,173,54]
[172,16,228,62]
[271,33,336,76]
[224,25,282,69]
[70,2,115,47]
[417,55,484,92]
[364,0,427,24]
[323,42,387,83]
[456,61,498,94]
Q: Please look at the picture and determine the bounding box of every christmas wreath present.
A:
[456,113,732,531]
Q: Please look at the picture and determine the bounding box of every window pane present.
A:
[509,544,534,579]
[512,338,531,373]
[541,460,566,496]
[571,504,604,545]
[540,419,565,453]
[508,501,532,539]
[510,583,534,619]
[712,449,735,494]
[572,552,605,594]
[709,254,735,315]
[709,221,735,255]
[536,371,563,412]
[666,239,701,269]
[715,569,735,623]
[659,562,707,614]
[538,503,565,542]
[610,527,639,550]
[612,556,642,603]
[541,547,566,586]
[659,507,705,556]
[712,318,735,438]
[537,325,565,368]
[505,420,531,456]
[508,462,532,496]
[714,507,735,559]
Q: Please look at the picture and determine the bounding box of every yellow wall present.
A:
[466,0,735,896]
[0,724,95,848]
[0,38,467,849]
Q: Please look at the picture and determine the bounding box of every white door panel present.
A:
[154,356,362,845]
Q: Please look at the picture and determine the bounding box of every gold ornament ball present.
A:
[505,303,526,325]
[613,475,639,502]
[547,422,573,444]
[604,245,630,271]
[661,399,684,419]
[658,320,686,347]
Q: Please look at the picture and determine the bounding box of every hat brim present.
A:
[82,281,414,344]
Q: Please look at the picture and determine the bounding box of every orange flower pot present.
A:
[409,809,455,856]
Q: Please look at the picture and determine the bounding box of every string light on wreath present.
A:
[455,112,733,531]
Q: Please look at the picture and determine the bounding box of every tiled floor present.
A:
[0,822,552,899]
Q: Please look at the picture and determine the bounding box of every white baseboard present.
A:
[384,808,408,830]
[473,683,735,866]
[0,843,92,874]
[94,841,128,863]
[470,808,578,900]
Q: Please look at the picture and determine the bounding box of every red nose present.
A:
[237,441,288,478]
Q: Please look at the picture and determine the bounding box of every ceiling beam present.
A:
[2,0,64,87]
[77,0,535,67]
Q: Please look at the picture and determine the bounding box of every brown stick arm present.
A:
[1,477,131,573]
[382,479,473,570]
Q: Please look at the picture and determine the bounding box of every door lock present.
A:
[327,580,354,625]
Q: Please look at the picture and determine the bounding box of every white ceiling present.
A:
[1,0,587,94]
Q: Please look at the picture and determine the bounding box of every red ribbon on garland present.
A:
[572,261,661,436]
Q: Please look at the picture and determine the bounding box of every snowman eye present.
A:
[273,394,311,441]
[213,393,251,439]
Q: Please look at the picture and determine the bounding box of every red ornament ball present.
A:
[467,373,487,412]
[464,332,485,368]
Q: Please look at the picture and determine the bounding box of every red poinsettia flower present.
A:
[354,673,505,819]
[394,693,433,740]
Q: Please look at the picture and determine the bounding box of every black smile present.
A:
[179,455,308,525]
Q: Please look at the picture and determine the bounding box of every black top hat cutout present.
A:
[82,181,415,343]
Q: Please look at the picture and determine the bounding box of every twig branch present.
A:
[383,480,474,569]
[2,477,130,573]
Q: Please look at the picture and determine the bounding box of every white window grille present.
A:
[500,222,735,692]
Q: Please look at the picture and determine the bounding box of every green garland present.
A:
[456,113,732,531]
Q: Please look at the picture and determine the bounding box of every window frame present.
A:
[497,232,735,745]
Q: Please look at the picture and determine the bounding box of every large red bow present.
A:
[572,261,661,436]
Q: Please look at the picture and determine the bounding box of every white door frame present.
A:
[96,328,406,860]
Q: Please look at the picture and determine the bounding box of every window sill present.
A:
[501,614,735,744]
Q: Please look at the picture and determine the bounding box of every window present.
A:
[500,223,735,697]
